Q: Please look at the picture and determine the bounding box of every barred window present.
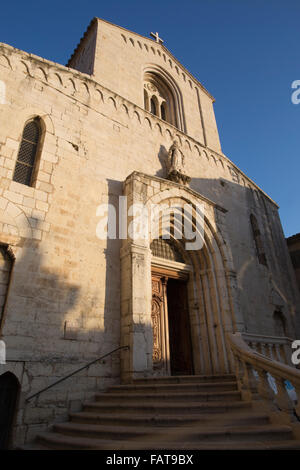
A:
[13,118,41,186]
[150,238,184,263]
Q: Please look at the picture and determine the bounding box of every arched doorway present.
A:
[120,173,242,381]
[150,238,194,375]
[146,195,238,377]
[0,372,20,449]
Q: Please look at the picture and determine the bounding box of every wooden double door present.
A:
[151,269,194,376]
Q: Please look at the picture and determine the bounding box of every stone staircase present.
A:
[26,374,300,450]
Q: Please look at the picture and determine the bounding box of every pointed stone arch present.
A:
[120,172,242,381]
[146,193,238,375]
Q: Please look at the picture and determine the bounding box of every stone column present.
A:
[120,174,153,382]
[120,242,152,382]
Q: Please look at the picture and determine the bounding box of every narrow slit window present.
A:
[13,119,41,186]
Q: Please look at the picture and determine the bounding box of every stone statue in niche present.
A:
[166,140,191,185]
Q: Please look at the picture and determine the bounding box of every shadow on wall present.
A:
[155,144,169,178]
[0,211,123,447]
[1,169,296,446]
[106,164,300,344]
[189,176,300,339]
[130,141,300,341]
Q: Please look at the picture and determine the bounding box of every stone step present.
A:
[132,374,236,385]
[108,381,238,394]
[52,421,292,443]
[17,443,52,451]
[69,410,270,427]
[176,424,293,443]
[36,430,300,451]
[31,373,300,450]
[83,399,252,415]
[94,390,241,403]
[53,422,154,440]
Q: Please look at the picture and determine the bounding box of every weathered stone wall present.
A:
[0,33,299,446]
[287,235,300,293]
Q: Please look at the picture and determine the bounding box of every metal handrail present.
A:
[25,345,129,402]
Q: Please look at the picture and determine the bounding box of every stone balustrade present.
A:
[242,332,294,366]
[227,333,300,421]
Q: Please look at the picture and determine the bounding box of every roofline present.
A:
[66,17,215,102]
[67,17,97,67]
[286,233,300,244]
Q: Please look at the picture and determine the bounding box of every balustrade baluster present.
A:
[274,376,294,414]
[257,369,274,401]
[280,344,288,365]
[293,384,300,417]
[271,344,277,361]
[228,333,300,427]
[262,343,269,357]
[234,355,244,393]
[266,343,273,359]
[275,344,283,363]
[243,362,258,400]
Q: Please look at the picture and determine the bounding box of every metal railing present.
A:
[25,345,129,403]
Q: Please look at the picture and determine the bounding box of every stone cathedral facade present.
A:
[0,18,299,448]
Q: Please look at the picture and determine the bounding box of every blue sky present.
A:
[1,0,299,236]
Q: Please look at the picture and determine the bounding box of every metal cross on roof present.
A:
[150,32,164,44]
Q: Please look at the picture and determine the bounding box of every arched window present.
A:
[13,118,42,186]
[143,70,184,130]
[151,238,184,263]
[250,214,267,266]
